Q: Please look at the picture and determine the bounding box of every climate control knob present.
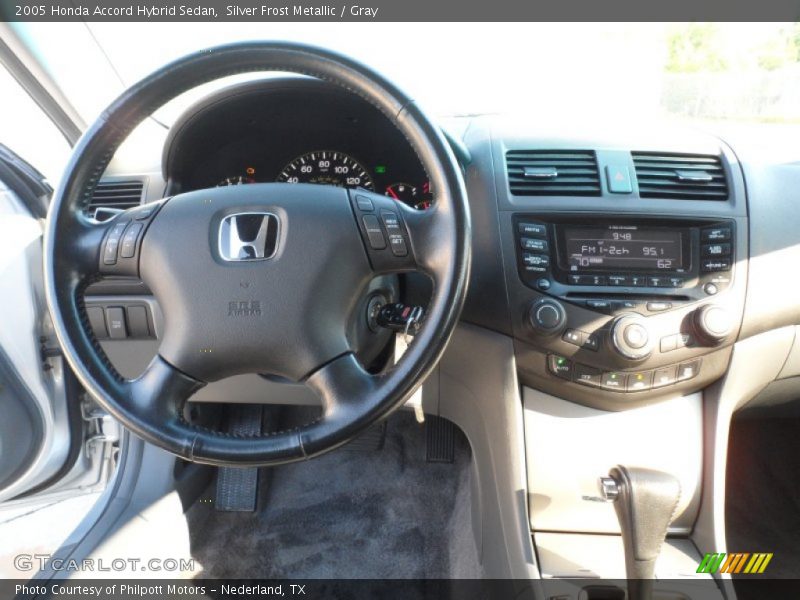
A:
[610,313,654,361]
[527,299,566,336]
[693,304,735,345]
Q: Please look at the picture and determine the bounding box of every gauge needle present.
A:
[387,187,400,200]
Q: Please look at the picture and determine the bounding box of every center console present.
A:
[493,133,748,410]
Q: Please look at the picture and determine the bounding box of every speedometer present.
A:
[276,151,374,190]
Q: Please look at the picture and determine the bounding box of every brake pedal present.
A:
[215,405,262,512]
[426,415,455,463]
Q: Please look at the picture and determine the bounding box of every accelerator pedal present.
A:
[215,404,263,512]
[345,421,387,452]
[426,415,455,463]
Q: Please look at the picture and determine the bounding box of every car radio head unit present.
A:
[560,225,688,273]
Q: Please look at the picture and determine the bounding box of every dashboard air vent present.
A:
[506,150,601,197]
[87,180,144,218]
[632,153,728,201]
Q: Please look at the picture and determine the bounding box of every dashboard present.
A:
[163,78,433,210]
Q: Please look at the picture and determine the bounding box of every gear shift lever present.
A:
[600,466,681,600]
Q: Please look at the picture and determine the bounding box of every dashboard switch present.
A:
[562,328,583,345]
[626,370,653,392]
[362,215,386,250]
[548,355,573,380]
[529,299,567,335]
[518,221,547,238]
[86,307,108,339]
[356,195,374,211]
[601,371,626,391]
[574,364,603,387]
[652,365,678,388]
[127,306,151,338]
[605,164,633,194]
[677,359,701,381]
[520,237,548,252]
[105,307,127,339]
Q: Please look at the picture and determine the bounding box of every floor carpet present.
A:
[186,411,480,579]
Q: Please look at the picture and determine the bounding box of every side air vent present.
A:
[632,153,728,201]
[87,179,144,218]
[506,150,601,196]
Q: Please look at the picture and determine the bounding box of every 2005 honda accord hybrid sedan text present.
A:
[1,20,800,600]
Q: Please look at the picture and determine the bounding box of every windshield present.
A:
[11,22,800,127]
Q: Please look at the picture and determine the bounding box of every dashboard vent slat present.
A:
[87,180,144,213]
[632,152,728,201]
[507,150,601,197]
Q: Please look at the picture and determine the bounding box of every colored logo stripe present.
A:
[697,552,773,574]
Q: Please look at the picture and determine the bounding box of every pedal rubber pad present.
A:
[426,415,455,463]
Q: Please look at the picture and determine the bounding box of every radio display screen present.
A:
[563,226,684,271]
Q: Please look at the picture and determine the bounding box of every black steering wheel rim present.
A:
[44,42,471,466]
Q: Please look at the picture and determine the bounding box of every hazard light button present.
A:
[605,164,633,194]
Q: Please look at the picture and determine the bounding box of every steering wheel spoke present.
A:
[349,188,449,277]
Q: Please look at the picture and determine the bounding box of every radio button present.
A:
[523,253,549,268]
[608,275,629,286]
[520,237,549,252]
[647,276,670,287]
[589,275,607,286]
[702,227,731,242]
[668,277,685,288]
[702,259,731,272]
[615,300,642,312]
[518,222,547,238]
[702,243,731,257]
[568,274,589,285]
[536,278,551,291]
[629,275,647,287]
[586,299,613,313]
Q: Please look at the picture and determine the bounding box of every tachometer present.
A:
[276,151,374,190]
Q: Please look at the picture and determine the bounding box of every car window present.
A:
[0,64,71,185]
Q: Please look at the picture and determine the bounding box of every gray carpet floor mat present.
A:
[186,411,480,579]
[726,417,800,583]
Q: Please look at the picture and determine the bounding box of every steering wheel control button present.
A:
[120,223,143,258]
[529,299,566,335]
[601,371,625,391]
[548,355,573,380]
[520,237,548,252]
[574,364,603,387]
[356,195,374,211]
[105,307,127,339]
[518,221,547,238]
[652,365,678,388]
[362,214,386,249]
[388,234,408,257]
[677,359,702,381]
[605,164,633,194]
[626,370,653,392]
[102,220,129,265]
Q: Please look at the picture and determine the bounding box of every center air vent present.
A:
[632,153,728,201]
[506,150,600,197]
[87,179,144,217]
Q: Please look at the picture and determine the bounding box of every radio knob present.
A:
[693,305,735,345]
[610,313,654,361]
[528,299,566,336]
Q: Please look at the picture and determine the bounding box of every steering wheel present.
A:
[44,42,471,466]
